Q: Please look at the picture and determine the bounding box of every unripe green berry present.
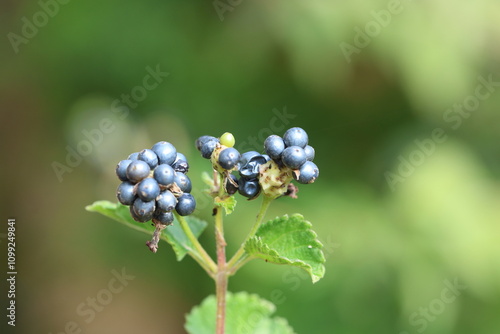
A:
[220,132,235,148]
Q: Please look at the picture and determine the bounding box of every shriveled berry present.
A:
[238,178,261,199]
[240,151,260,165]
[239,155,267,179]
[172,159,189,173]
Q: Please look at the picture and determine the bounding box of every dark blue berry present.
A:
[153,164,175,186]
[128,152,139,160]
[156,190,177,211]
[153,210,174,225]
[138,149,159,169]
[261,154,271,162]
[116,160,133,181]
[283,127,308,148]
[264,135,286,159]
[130,206,142,222]
[174,172,192,193]
[218,148,240,170]
[132,198,155,222]
[282,146,307,169]
[294,161,319,184]
[175,193,196,216]
[175,152,188,163]
[304,145,315,161]
[200,139,219,159]
[126,160,151,183]
[196,136,218,151]
[117,181,136,205]
[238,178,261,199]
[152,141,177,165]
[224,174,239,195]
[137,178,160,201]
[239,155,267,179]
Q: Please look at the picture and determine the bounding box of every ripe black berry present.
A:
[116,160,133,181]
[137,178,161,202]
[282,146,307,170]
[218,147,241,170]
[176,193,196,216]
[126,160,151,183]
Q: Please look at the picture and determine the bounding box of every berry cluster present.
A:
[196,133,241,171]
[195,127,318,200]
[115,141,196,226]
[264,127,318,184]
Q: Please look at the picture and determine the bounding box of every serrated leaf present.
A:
[244,214,325,283]
[214,195,237,215]
[86,201,207,261]
[185,292,295,334]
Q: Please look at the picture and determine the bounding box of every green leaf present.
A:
[85,201,207,261]
[185,292,295,334]
[214,195,237,215]
[244,214,325,283]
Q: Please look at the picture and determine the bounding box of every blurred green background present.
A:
[1,0,500,333]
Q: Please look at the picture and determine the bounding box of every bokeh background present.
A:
[1,0,500,333]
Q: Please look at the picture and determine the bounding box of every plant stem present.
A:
[175,213,217,278]
[146,221,167,253]
[215,173,227,334]
[226,196,273,274]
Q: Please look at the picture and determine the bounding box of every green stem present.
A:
[175,213,217,278]
[227,256,252,276]
[215,173,227,334]
[226,195,273,275]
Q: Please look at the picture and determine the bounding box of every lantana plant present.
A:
[87,127,324,334]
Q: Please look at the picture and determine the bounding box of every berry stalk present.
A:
[146,221,167,253]
[215,173,228,334]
